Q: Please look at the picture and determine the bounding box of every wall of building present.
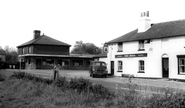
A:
[18,45,70,55]
[107,36,185,79]
[24,56,93,70]
[33,45,70,55]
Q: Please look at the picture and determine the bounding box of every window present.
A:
[138,40,145,51]
[118,43,123,52]
[73,60,83,66]
[28,47,32,54]
[118,61,123,72]
[103,43,108,53]
[138,60,145,72]
[179,58,185,74]
[42,59,54,66]
[104,47,108,52]
[58,59,70,66]
[22,48,25,54]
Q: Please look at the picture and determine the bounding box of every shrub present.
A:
[88,84,114,99]
[69,77,92,93]
[0,74,6,81]
[145,92,185,108]
[10,72,114,100]
[10,72,53,84]
[53,76,69,89]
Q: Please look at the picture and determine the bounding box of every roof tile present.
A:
[108,19,185,43]
[17,35,71,47]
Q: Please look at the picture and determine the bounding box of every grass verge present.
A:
[0,72,185,108]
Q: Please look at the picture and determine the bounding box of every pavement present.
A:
[1,69,185,94]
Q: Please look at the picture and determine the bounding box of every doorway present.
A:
[162,58,169,78]
[36,59,42,69]
[111,61,114,76]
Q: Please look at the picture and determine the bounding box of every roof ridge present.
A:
[154,19,185,25]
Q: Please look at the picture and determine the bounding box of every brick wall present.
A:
[33,45,70,55]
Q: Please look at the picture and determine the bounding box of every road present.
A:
[1,69,185,94]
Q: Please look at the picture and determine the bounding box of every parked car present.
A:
[89,61,108,78]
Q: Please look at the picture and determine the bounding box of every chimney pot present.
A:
[33,30,41,39]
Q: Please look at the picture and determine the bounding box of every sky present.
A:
[1,0,185,50]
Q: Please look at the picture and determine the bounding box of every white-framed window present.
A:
[138,60,145,72]
[118,61,123,71]
[139,40,144,51]
[179,58,185,74]
[118,43,123,52]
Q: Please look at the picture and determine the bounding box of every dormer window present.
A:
[118,43,123,52]
[138,40,145,51]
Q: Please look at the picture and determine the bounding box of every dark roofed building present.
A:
[17,30,94,70]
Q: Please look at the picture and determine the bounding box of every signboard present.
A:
[115,53,147,58]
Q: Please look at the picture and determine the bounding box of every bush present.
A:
[0,74,6,81]
[10,72,53,84]
[53,76,69,89]
[10,72,114,100]
[70,77,92,93]
[145,92,185,108]
[88,84,114,99]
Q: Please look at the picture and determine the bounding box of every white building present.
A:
[106,11,185,80]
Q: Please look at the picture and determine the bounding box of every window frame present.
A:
[117,60,123,72]
[138,40,145,51]
[178,58,185,75]
[117,42,123,52]
[28,46,32,54]
[22,48,25,54]
[138,60,145,73]
[72,59,84,66]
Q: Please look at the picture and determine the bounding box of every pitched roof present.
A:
[93,53,107,58]
[108,19,185,43]
[17,35,71,48]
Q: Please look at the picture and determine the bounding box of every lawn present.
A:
[1,72,185,108]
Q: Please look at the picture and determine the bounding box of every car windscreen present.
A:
[93,63,101,66]
[92,62,106,66]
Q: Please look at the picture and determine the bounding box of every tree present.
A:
[71,41,102,55]
[3,46,18,62]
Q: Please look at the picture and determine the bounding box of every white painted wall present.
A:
[107,36,185,80]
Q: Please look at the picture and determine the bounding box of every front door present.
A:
[111,61,114,76]
[36,59,42,69]
[162,58,169,78]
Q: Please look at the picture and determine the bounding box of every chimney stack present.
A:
[138,11,151,33]
[33,30,41,39]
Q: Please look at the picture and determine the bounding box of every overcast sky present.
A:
[1,0,185,50]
